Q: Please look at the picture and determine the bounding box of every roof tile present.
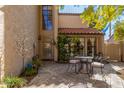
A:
[59,28,103,35]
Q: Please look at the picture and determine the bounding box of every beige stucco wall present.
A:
[53,6,59,62]
[123,42,124,61]
[122,43,124,61]
[0,10,5,80]
[104,41,124,62]
[0,5,40,77]
[98,35,104,54]
[104,43,121,61]
[59,14,88,28]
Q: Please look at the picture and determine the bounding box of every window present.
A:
[87,38,96,56]
[42,5,53,31]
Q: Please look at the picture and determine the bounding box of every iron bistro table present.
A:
[74,56,93,76]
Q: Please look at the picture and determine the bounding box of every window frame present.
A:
[42,5,53,31]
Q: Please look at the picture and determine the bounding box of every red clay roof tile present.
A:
[59,28,103,35]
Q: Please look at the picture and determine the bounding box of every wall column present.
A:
[53,6,58,62]
[37,6,41,58]
[0,10,5,81]
[84,38,87,56]
[101,35,104,55]
[96,37,98,54]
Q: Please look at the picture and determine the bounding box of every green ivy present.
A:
[57,35,71,62]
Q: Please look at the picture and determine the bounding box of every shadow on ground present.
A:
[25,62,124,88]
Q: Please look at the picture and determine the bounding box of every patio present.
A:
[26,62,124,88]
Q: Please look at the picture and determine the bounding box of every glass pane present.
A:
[43,6,48,10]
[48,11,52,16]
[87,38,92,56]
[43,10,48,15]
[42,5,53,31]
[86,38,96,56]
[47,21,52,30]
[43,43,52,58]
[48,6,52,10]
[80,38,85,56]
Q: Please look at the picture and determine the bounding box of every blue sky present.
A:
[59,5,88,13]
[59,5,124,40]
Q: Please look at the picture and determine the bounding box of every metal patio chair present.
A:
[91,55,105,74]
[67,57,80,73]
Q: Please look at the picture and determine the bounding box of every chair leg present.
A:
[67,63,70,72]
[86,63,89,74]
[101,67,104,74]
[89,63,92,76]
[91,66,94,75]
[71,64,74,70]
[75,64,78,73]
[77,63,79,73]
[67,63,73,72]
[81,63,84,69]
[79,63,83,72]
[74,63,79,74]
[74,64,76,73]
[78,63,80,72]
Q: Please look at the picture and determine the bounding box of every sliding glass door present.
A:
[80,37,96,56]
[87,38,96,56]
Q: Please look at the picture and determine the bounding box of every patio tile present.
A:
[26,62,124,88]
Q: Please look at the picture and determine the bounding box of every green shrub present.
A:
[3,76,26,88]
[22,56,41,76]
[24,67,37,76]
[58,35,71,62]
[0,84,7,88]
[32,59,41,67]
[32,58,41,67]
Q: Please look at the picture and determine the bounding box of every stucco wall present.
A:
[104,41,124,62]
[1,5,40,76]
[59,14,88,28]
[0,10,4,80]
[104,43,121,61]
[123,42,124,61]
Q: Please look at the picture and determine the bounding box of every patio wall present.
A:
[122,42,124,62]
[104,43,121,61]
[0,5,40,77]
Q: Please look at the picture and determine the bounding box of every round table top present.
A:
[74,56,93,59]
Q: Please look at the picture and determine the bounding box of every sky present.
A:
[59,5,124,40]
[59,5,88,13]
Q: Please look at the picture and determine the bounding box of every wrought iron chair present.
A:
[67,56,80,73]
[91,54,105,74]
